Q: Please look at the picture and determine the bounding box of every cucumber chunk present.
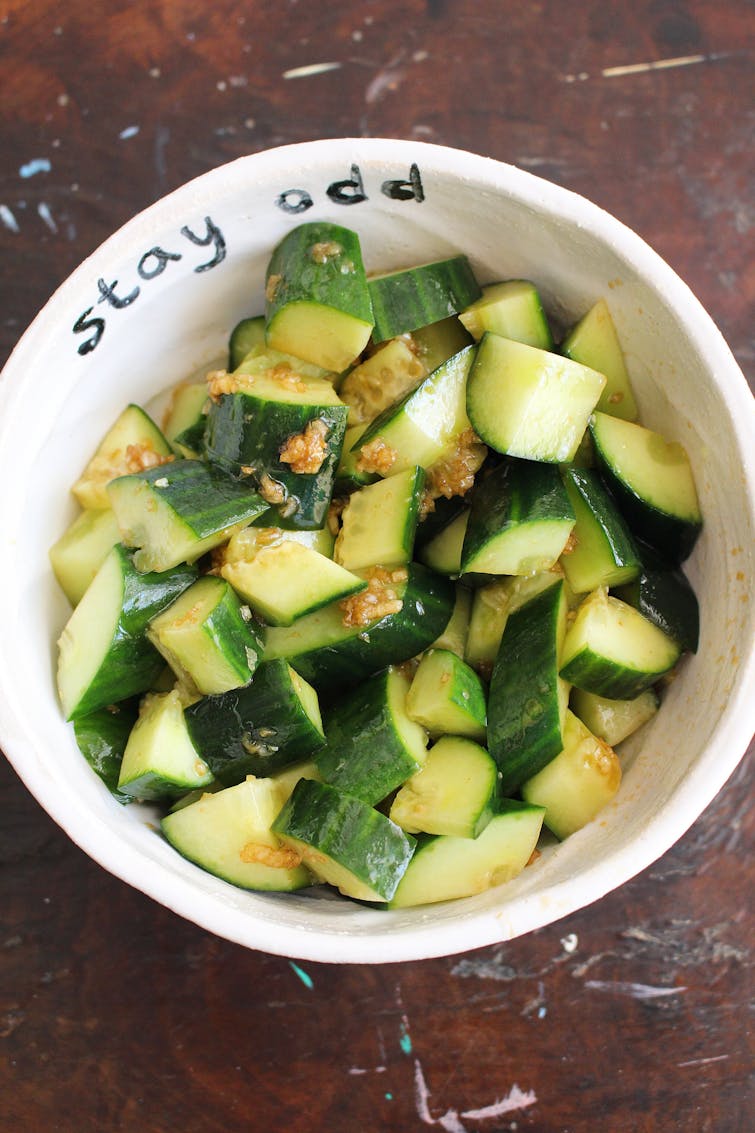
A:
[338,337,427,426]
[272,779,416,902]
[388,799,545,908]
[561,299,638,421]
[184,659,325,785]
[57,545,197,720]
[487,581,569,794]
[72,404,173,509]
[590,412,702,562]
[147,576,264,694]
[570,687,659,747]
[117,689,213,800]
[459,280,553,350]
[614,544,700,654]
[466,333,606,463]
[223,541,365,627]
[560,467,640,594]
[73,701,138,802]
[108,459,267,572]
[265,222,374,371]
[228,314,266,370]
[419,509,469,576]
[560,587,681,699]
[351,345,476,476]
[50,508,121,606]
[368,255,481,343]
[334,466,426,571]
[431,584,472,658]
[409,315,473,373]
[223,522,335,562]
[162,382,210,459]
[462,459,575,576]
[464,570,563,677]
[390,736,497,838]
[405,649,487,741]
[522,710,621,839]
[264,563,455,691]
[162,777,312,892]
[316,667,428,806]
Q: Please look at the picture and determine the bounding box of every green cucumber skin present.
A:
[228,315,265,370]
[72,701,138,802]
[369,256,482,343]
[317,670,423,806]
[414,494,469,552]
[487,582,566,794]
[590,424,701,563]
[272,779,416,902]
[558,648,671,700]
[114,460,267,539]
[264,564,456,693]
[66,547,198,719]
[462,458,574,573]
[184,658,325,785]
[615,551,699,655]
[265,222,373,327]
[204,395,348,530]
[561,467,640,582]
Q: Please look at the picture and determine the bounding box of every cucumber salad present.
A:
[52,221,702,908]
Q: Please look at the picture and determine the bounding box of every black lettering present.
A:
[381,163,425,203]
[96,278,140,309]
[137,246,182,280]
[73,308,105,354]
[180,216,226,272]
[276,188,314,214]
[327,163,367,205]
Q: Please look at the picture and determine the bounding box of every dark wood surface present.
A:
[1,3,753,1130]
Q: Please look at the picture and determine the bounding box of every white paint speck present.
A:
[19,158,51,178]
[413,1060,537,1129]
[217,80,227,91]
[585,980,687,999]
[602,53,708,78]
[0,205,20,234]
[37,202,58,233]
[149,67,161,78]
[561,933,578,953]
[282,61,342,79]
[229,74,247,87]
[119,125,140,140]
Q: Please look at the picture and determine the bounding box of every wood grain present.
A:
[1,2,753,1130]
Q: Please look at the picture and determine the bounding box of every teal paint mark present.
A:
[19,158,51,178]
[399,1018,412,1055]
[385,1092,393,1101]
[289,961,314,990]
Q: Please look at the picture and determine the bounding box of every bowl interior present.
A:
[1,139,753,962]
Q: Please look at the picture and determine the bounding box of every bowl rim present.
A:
[1,137,754,963]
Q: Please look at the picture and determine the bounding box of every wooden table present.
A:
[1,3,753,1129]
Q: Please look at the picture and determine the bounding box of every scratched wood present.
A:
[1,2,753,1130]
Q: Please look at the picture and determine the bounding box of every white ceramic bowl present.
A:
[1,139,753,963]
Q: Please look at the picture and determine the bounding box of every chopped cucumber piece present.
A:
[570,687,659,747]
[462,458,575,576]
[522,710,622,839]
[419,509,469,575]
[108,459,267,572]
[335,423,379,490]
[406,649,486,741]
[467,333,606,463]
[162,382,210,459]
[390,735,497,838]
[465,569,563,677]
[316,667,428,806]
[560,588,681,699]
[72,404,173,509]
[272,779,416,902]
[409,315,473,372]
[162,777,312,891]
[228,314,266,370]
[73,701,138,802]
[265,222,374,371]
[338,338,427,426]
[223,522,335,562]
[57,545,197,720]
[561,299,638,420]
[50,508,121,606]
[615,554,700,654]
[560,467,640,594]
[351,345,475,475]
[269,759,322,805]
[369,255,481,343]
[431,584,472,658]
[487,581,569,794]
[590,412,702,563]
[185,659,325,785]
[389,799,544,908]
[459,280,553,349]
[117,689,213,800]
[147,576,263,694]
[334,466,425,571]
[223,541,366,626]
